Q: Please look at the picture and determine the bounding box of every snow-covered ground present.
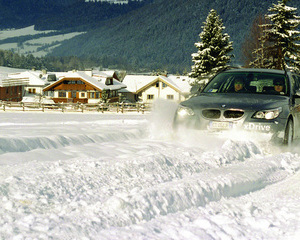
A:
[0,100,300,240]
[0,25,85,57]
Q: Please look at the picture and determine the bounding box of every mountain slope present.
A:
[0,0,150,29]
[50,0,297,72]
[1,0,300,73]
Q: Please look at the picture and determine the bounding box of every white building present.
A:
[120,75,192,103]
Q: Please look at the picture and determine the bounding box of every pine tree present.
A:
[256,0,300,72]
[189,9,233,86]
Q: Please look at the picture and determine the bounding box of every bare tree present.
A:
[241,14,270,67]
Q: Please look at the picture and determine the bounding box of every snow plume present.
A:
[148,99,179,139]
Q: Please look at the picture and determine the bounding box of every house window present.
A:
[105,78,113,85]
[81,92,85,98]
[89,92,95,98]
[71,91,77,98]
[59,91,66,97]
[32,88,36,94]
[155,82,159,88]
[28,88,32,93]
[167,95,174,100]
[147,94,154,100]
[96,92,100,98]
[162,83,167,88]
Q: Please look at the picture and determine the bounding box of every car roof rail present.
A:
[282,64,289,77]
[217,65,241,73]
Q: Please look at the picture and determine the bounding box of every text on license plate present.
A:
[209,121,233,129]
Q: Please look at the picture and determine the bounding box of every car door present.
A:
[290,74,300,138]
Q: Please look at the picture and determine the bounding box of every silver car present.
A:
[173,68,300,145]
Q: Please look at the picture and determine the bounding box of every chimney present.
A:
[85,68,93,77]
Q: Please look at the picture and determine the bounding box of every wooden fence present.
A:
[0,101,152,114]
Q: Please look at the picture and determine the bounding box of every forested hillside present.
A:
[50,0,300,73]
[0,0,299,73]
[0,0,150,29]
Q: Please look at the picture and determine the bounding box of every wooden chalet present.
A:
[43,70,126,103]
[0,74,28,102]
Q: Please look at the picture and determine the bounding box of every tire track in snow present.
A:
[1,138,299,235]
[98,150,299,227]
[0,129,146,154]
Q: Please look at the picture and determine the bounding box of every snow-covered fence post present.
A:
[3,103,5,111]
[141,103,145,114]
[22,102,25,111]
[100,102,104,113]
[61,103,65,113]
[121,102,124,113]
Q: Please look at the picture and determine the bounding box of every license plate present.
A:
[209,121,233,129]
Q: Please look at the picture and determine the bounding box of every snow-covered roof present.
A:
[120,75,158,93]
[0,66,29,74]
[120,75,192,93]
[121,75,157,93]
[44,71,126,91]
[0,73,29,87]
[167,75,193,93]
[8,71,46,86]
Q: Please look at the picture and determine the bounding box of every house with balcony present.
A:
[120,75,192,103]
[8,71,48,98]
[0,73,29,102]
[43,70,126,103]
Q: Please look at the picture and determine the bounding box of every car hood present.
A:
[182,93,289,111]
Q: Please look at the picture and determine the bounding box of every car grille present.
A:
[202,109,221,119]
[202,109,244,119]
[224,110,244,119]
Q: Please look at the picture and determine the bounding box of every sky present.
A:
[0,100,300,239]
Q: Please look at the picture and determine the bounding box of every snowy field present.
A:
[0,100,300,240]
[0,25,85,57]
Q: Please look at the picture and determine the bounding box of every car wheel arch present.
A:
[283,116,294,145]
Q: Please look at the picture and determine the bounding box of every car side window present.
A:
[293,74,300,90]
[289,74,300,95]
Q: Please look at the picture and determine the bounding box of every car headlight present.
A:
[176,105,195,117]
[253,107,282,120]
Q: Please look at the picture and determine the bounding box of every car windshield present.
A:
[202,72,289,96]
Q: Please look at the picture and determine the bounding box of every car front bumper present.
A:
[173,113,286,141]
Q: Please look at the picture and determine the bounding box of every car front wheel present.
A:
[283,119,293,146]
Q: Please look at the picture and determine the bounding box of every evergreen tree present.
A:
[256,0,300,72]
[101,89,108,103]
[189,9,233,86]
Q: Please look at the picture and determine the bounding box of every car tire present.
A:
[283,119,293,145]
